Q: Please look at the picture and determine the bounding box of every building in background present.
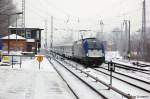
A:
[1,27,43,54]
[2,34,26,51]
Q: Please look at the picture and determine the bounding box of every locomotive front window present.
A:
[87,39,101,49]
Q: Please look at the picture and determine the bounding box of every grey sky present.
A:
[15,0,150,45]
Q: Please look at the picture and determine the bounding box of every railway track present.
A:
[65,58,150,93]
[65,58,150,84]
[112,60,150,68]
[54,55,136,99]
[47,57,79,99]
[62,58,150,94]
[47,51,150,98]
[106,61,150,75]
[49,54,135,99]
[47,56,108,99]
[133,62,150,68]
[96,66,150,84]
[92,68,150,93]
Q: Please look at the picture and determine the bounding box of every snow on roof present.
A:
[2,34,25,40]
[26,39,35,42]
[9,26,44,30]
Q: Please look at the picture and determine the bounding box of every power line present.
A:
[45,0,72,17]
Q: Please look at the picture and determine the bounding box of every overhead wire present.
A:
[25,0,143,22]
[24,0,148,35]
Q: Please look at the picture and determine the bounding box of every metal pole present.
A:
[22,0,26,38]
[108,61,113,90]
[120,23,124,55]
[78,31,79,40]
[45,19,48,48]
[110,70,112,86]
[16,14,18,51]
[142,0,146,59]
[8,15,10,54]
[128,20,131,57]
[100,20,104,40]
[124,20,128,56]
[20,56,22,68]
[50,16,53,48]
[12,56,13,68]
[39,62,40,70]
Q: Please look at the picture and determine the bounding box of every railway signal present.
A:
[36,55,44,70]
[108,61,115,89]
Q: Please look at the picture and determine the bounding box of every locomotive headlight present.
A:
[99,50,103,56]
[86,53,89,56]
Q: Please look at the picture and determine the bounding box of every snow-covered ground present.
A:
[105,51,150,71]
[0,51,149,99]
[105,51,123,61]
[0,57,76,99]
[55,58,130,98]
[60,57,150,99]
[88,67,150,98]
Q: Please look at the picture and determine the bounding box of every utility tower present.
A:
[22,0,26,46]
[100,20,104,40]
[50,16,53,48]
[96,20,104,40]
[142,0,146,37]
[22,0,25,28]
[141,0,146,59]
[100,20,104,34]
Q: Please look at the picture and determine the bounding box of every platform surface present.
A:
[0,57,75,99]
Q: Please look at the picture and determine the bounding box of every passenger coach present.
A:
[52,37,105,68]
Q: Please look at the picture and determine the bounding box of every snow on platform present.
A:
[0,57,76,99]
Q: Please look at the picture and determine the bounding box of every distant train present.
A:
[51,38,105,68]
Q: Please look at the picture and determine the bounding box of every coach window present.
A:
[26,30,31,39]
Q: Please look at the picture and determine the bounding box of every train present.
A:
[51,37,105,68]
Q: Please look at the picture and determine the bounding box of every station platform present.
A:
[0,56,75,99]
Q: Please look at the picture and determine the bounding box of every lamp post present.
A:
[15,13,23,51]
[0,12,23,54]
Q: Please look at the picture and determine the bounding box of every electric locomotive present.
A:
[72,37,105,67]
[51,37,105,68]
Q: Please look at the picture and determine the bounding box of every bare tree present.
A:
[129,27,150,62]
[0,0,17,36]
[145,27,150,62]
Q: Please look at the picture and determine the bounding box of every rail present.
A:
[47,56,79,99]
[54,55,135,99]
[105,61,150,75]
[93,68,150,93]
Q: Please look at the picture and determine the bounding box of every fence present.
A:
[1,54,35,68]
